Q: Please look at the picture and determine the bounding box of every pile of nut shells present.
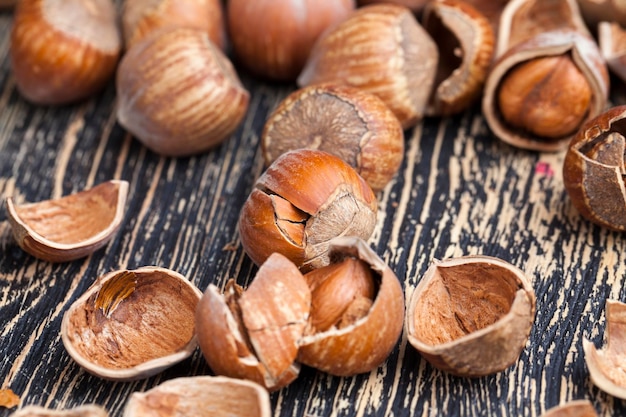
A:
[4,0,626,416]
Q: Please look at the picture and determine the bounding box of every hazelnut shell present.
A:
[9,405,108,417]
[406,255,536,377]
[5,180,128,262]
[540,400,598,417]
[297,236,404,376]
[61,266,202,381]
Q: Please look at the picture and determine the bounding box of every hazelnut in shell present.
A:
[406,255,536,377]
[238,149,378,272]
[357,0,429,13]
[61,267,202,381]
[10,0,122,105]
[227,0,355,81]
[122,0,226,50]
[298,4,439,130]
[563,105,626,231]
[261,83,404,192]
[195,253,311,391]
[298,236,405,376]
[122,376,271,417]
[583,299,626,400]
[5,180,128,263]
[116,27,249,157]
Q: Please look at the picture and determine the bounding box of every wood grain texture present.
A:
[1,8,626,417]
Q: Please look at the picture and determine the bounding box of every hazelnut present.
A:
[5,180,128,262]
[61,267,202,381]
[227,0,355,81]
[483,29,609,151]
[121,0,226,50]
[563,105,626,231]
[123,376,271,417]
[406,255,536,377]
[497,55,592,139]
[298,4,439,130]
[356,0,429,12]
[540,400,598,417]
[10,0,122,105]
[195,253,310,391]
[261,83,404,192]
[238,149,378,272]
[116,27,249,157]
[583,300,626,399]
[297,236,405,376]
[9,405,108,417]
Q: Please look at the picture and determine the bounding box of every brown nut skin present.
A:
[406,255,536,377]
[238,149,378,272]
[261,83,404,192]
[122,376,271,417]
[583,300,626,400]
[61,267,202,381]
[540,400,598,417]
[297,236,405,376]
[10,0,122,105]
[563,105,626,231]
[422,0,495,116]
[116,27,249,157]
[227,0,355,81]
[483,29,609,152]
[122,0,226,50]
[5,180,128,263]
[195,253,310,391]
[298,4,439,130]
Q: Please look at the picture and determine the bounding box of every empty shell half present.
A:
[61,266,202,381]
[122,376,271,417]
[406,255,536,377]
[5,180,128,262]
[583,299,626,399]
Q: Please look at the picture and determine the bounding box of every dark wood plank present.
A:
[1,7,626,417]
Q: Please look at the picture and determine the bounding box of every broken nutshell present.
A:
[540,400,598,417]
[9,405,108,417]
[261,83,404,192]
[238,149,377,272]
[122,376,271,417]
[61,267,202,381]
[406,255,536,377]
[195,253,311,391]
[5,180,128,262]
[563,105,626,231]
[583,299,626,399]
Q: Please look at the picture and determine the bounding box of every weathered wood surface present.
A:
[1,8,626,417]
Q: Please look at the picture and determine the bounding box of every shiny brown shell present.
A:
[406,255,536,377]
[122,376,271,417]
[61,267,202,381]
[238,149,377,272]
[261,83,404,192]
[563,105,626,231]
[5,180,128,262]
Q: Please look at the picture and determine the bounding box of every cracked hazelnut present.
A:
[122,376,271,417]
[406,255,536,377]
[238,149,377,272]
[116,27,249,157]
[61,267,202,381]
[5,180,128,262]
[298,237,404,376]
[261,83,404,192]
[563,105,626,231]
[298,4,438,129]
[10,0,122,105]
[122,0,226,50]
[195,253,310,391]
[583,299,626,399]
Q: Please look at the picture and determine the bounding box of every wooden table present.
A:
[1,7,626,417]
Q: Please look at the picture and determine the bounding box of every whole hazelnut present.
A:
[121,0,226,50]
[238,149,378,272]
[261,83,404,192]
[357,0,429,12]
[116,27,249,157]
[227,0,355,81]
[10,0,122,105]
